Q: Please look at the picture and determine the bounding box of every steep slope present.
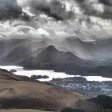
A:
[0,69,88,110]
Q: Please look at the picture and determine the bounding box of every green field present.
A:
[0,109,50,112]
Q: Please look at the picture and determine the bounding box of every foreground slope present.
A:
[0,69,87,110]
[0,69,112,112]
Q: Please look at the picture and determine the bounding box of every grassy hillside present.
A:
[0,69,87,111]
[0,69,112,112]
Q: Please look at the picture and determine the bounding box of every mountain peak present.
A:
[45,45,58,51]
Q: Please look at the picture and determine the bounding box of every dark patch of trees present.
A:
[61,108,85,112]
[31,75,49,80]
[90,95,112,110]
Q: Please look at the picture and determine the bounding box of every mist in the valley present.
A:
[0,0,112,62]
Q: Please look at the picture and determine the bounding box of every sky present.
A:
[0,0,112,61]
[0,0,112,41]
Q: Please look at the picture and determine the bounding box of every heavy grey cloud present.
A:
[28,0,74,21]
[100,0,112,6]
[0,0,23,20]
[0,0,112,42]
[0,0,112,21]
[75,0,112,19]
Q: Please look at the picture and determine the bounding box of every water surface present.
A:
[0,65,112,82]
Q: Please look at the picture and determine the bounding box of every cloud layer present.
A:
[0,0,112,41]
[19,0,74,21]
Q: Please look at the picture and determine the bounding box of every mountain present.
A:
[1,44,92,74]
[17,45,92,74]
[2,42,112,77]
[0,39,49,65]
[20,45,87,65]
[0,39,27,59]
[62,37,112,62]
[2,37,112,65]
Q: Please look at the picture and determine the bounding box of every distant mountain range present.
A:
[1,39,48,64]
[62,37,112,62]
[0,39,92,74]
[1,37,112,64]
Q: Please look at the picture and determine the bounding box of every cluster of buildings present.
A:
[51,78,112,97]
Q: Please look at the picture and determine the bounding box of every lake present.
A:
[0,65,112,82]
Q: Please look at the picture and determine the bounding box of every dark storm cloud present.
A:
[29,0,74,21]
[0,0,26,20]
[75,0,112,19]
[99,0,112,6]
